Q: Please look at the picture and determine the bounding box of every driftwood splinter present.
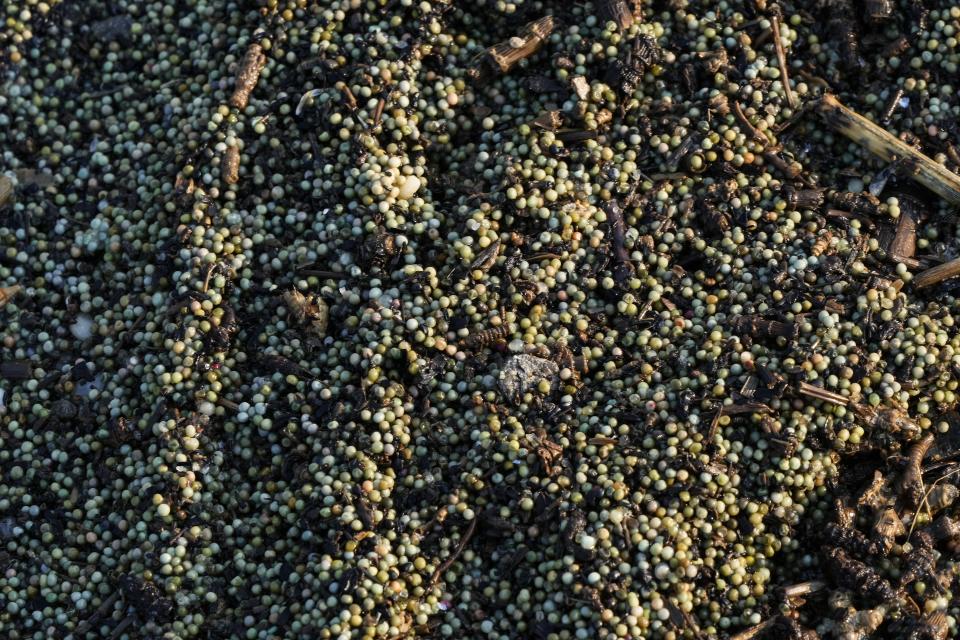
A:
[222,145,240,184]
[816,94,960,205]
[913,257,960,289]
[230,43,267,110]
[471,16,555,81]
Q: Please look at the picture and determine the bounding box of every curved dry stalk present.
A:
[817,94,960,205]
[770,15,797,109]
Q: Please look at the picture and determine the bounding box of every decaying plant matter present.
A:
[4,0,960,639]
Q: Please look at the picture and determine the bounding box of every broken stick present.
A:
[770,15,797,109]
[913,257,960,289]
[732,100,770,145]
[471,16,555,80]
[230,43,266,110]
[222,145,240,184]
[796,381,849,406]
[816,94,960,205]
[428,516,477,587]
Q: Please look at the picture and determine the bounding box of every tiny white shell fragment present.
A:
[296,89,324,116]
[397,175,422,200]
[70,314,95,340]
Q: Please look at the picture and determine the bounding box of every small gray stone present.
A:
[498,355,559,404]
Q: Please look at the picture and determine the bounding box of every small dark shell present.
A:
[522,75,565,93]
[783,187,825,211]
[461,324,509,349]
[52,398,77,420]
[883,36,910,58]
[562,509,586,552]
[824,522,884,557]
[828,190,881,216]
[913,611,949,640]
[529,111,563,131]
[730,314,796,340]
[826,547,897,603]
[927,515,960,543]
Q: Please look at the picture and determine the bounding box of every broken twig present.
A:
[816,94,960,205]
[913,257,960,289]
[428,517,477,587]
[471,16,555,80]
[732,100,770,145]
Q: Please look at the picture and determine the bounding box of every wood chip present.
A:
[230,43,266,110]
[222,145,240,184]
[478,16,554,77]
[913,257,960,289]
[529,110,563,131]
[570,75,590,101]
[888,205,918,266]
